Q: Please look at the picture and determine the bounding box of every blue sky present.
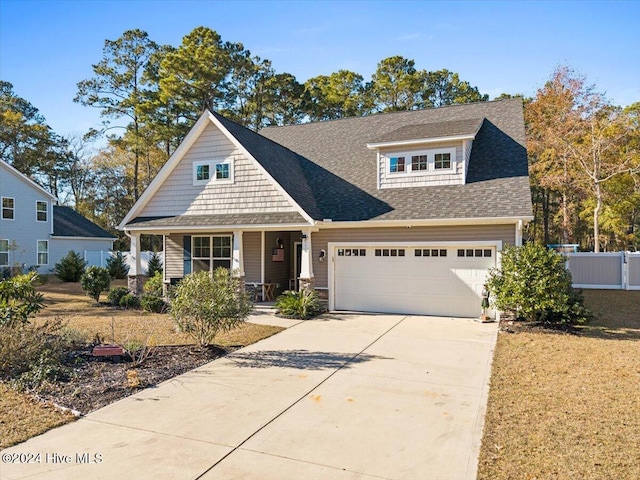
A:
[1,0,639,138]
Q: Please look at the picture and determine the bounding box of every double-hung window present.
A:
[0,239,8,266]
[36,201,48,222]
[37,240,48,265]
[192,235,232,272]
[2,197,14,220]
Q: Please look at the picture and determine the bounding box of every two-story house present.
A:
[119,98,533,318]
[0,159,115,275]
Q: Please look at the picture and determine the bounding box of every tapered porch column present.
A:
[232,230,245,279]
[299,228,315,292]
[127,232,144,294]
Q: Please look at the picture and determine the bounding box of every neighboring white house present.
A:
[0,159,115,275]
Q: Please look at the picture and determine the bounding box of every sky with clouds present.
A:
[1,0,639,138]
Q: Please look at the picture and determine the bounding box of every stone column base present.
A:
[299,277,315,292]
[127,275,145,295]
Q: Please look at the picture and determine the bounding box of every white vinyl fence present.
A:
[566,252,640,290]
[83,251,164,276]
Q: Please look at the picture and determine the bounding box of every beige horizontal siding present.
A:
[165,234,184,281]
[140,123,296,217]
[311,224,515,288]
[243,231,261,283]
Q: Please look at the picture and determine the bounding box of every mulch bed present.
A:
[33,345,232,415]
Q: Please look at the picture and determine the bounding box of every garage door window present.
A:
[414,249,447,257]
[457,249,492,257]
[337,248,366,257]
[374,248,405,257]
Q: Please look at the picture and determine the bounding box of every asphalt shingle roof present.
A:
[128,212,308,228]
[53,206,115,238]
[368,117,485,145]
[258,98,532,221]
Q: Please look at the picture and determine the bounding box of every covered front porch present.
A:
[126,226,318,302]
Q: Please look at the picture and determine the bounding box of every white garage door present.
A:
[333,245,495,318]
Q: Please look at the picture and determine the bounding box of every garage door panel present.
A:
[334,246,495,318]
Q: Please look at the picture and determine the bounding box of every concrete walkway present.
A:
[2,314,497,480]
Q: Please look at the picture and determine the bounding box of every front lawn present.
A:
[478,289,640,480]
[0,280,283,450]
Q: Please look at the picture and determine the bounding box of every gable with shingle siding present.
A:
[139,122,299,218]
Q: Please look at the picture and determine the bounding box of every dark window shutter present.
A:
[183,235,191,275]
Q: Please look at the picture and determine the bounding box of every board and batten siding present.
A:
[378,141,464,189]
[140,123,297,217]
[310,224,516,288]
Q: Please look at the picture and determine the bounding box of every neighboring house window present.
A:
[389,156,405,173]
[37,240,48,265]
[193,159,234,185]
[434,152,452,170]
[36,201,48,222]
[0,239,8,266]
[411,155,428,171]
[2,197,14,220]
[192,235,232,272]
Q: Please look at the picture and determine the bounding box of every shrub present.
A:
[170,269,253,347]
[486,243,592,325]
[141,294,166,313]
[119,293,140,309]
[275,289,325,319]
[107,286,131,307]
[0,318,71,389]
[54,250,87,282]
[106,251,130,279]
[147,251,163,277]
[143,271,164,297]
[80,266,111,303]
[0,272,44,328]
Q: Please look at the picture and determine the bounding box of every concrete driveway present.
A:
[2,313,497,480]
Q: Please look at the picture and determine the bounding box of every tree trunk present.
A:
[594,180,602,252]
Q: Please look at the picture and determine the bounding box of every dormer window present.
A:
[390,157,406,173]
[434,152,452,170]
[193,158,234,185]
[411,155,428,171]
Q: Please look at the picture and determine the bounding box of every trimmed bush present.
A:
[0,272,44,328]
[143,271,163,297]
[146,251,163,277]
[106,251,130,279]
[275,289,324,319]
[119,293,140,309]
[141,294,166,313]
[170,269,253,347]
[80,266,111,303]
[107,286,131,307]
[54,250,87,282]
[486,243,592,325]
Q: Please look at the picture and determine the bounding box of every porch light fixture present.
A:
[318,249,326,263]
[301,233,308,239]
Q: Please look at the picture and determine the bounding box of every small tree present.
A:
[0,273,44,328]
[80,266,111,303]
[54,250,87,282]
[170,269,253,347]
[146,251,163,277]
[106,251,130,279]
[486,243,591,325]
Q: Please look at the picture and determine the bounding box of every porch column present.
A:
[127,232,144,294]
[299,228,315,292]
[515,220,523,246]
[232,230,245,278]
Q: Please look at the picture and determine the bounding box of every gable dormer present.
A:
[367,117,484,189]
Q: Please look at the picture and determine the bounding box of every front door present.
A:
[293,242,302,291]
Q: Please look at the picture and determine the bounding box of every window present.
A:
[216,163,230,180]
[37,240,48,265]
[193,159,233,185]
[337,248,366,257]
[389,157,406,173]
[415,248,447,257]
[2,197,14,220]
[36,201,47,222]
[0,239,8,266]
[411,155,427,171]
[434,152,452,169]
[192,235,232,272]
[196,164,210,182]
[458,248,492,258]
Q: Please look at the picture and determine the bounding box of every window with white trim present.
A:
[385,147,456,175]
[193,159,234,185]
[0,239,8,266]
[36,201,48,222]
[2,197,14,220]
[37,240,48,265]
[192,235,232,272]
